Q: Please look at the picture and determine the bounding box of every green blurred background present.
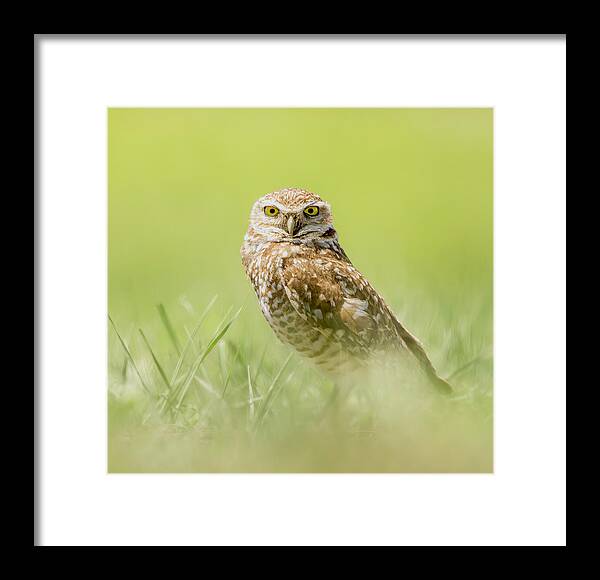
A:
[108,108,493,472]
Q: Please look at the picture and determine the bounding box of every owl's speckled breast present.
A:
[242,241,358,373]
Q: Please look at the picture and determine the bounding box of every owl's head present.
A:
[246,187,335,243]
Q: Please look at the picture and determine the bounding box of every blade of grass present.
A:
[138,328,170,390]
[193,376,221,398]
[108,315,152,396]
[173,316,238,412]
[120,357,128,382]
[254,352,294,428]
[263,368,296,424]
[159,297,221,416]
[247,365,255,424]
[157,303,182,356]
[217,341,228,385]
[251,344,268,385]
[447,354,486,381]
[221,340,243,400]
[169,295,218,386]
[184,325,200,355]
[171,307,243,416]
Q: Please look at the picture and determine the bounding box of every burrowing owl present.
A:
[241,187,452,393]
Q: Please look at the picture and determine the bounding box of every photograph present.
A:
[107,107,493,473]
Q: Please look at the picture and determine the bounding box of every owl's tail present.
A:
[425,370,454,395]
[392,318,453,394]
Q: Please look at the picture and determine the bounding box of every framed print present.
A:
[36,35,566,546]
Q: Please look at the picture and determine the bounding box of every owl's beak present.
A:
[286,215,299,236]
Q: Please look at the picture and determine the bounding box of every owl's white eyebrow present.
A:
[259,201,326,211]
[260,202,285,210]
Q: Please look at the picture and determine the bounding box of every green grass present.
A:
[108,293,492,472]
[108,108,493,472]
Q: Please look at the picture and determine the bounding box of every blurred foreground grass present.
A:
[108,108,493,472]
[108,295,492,472]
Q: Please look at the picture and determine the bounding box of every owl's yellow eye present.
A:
[264,206,279,217]
[303,206,319,217]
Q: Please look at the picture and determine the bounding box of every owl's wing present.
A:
[280,255,453,393]
[279,256,396,355]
